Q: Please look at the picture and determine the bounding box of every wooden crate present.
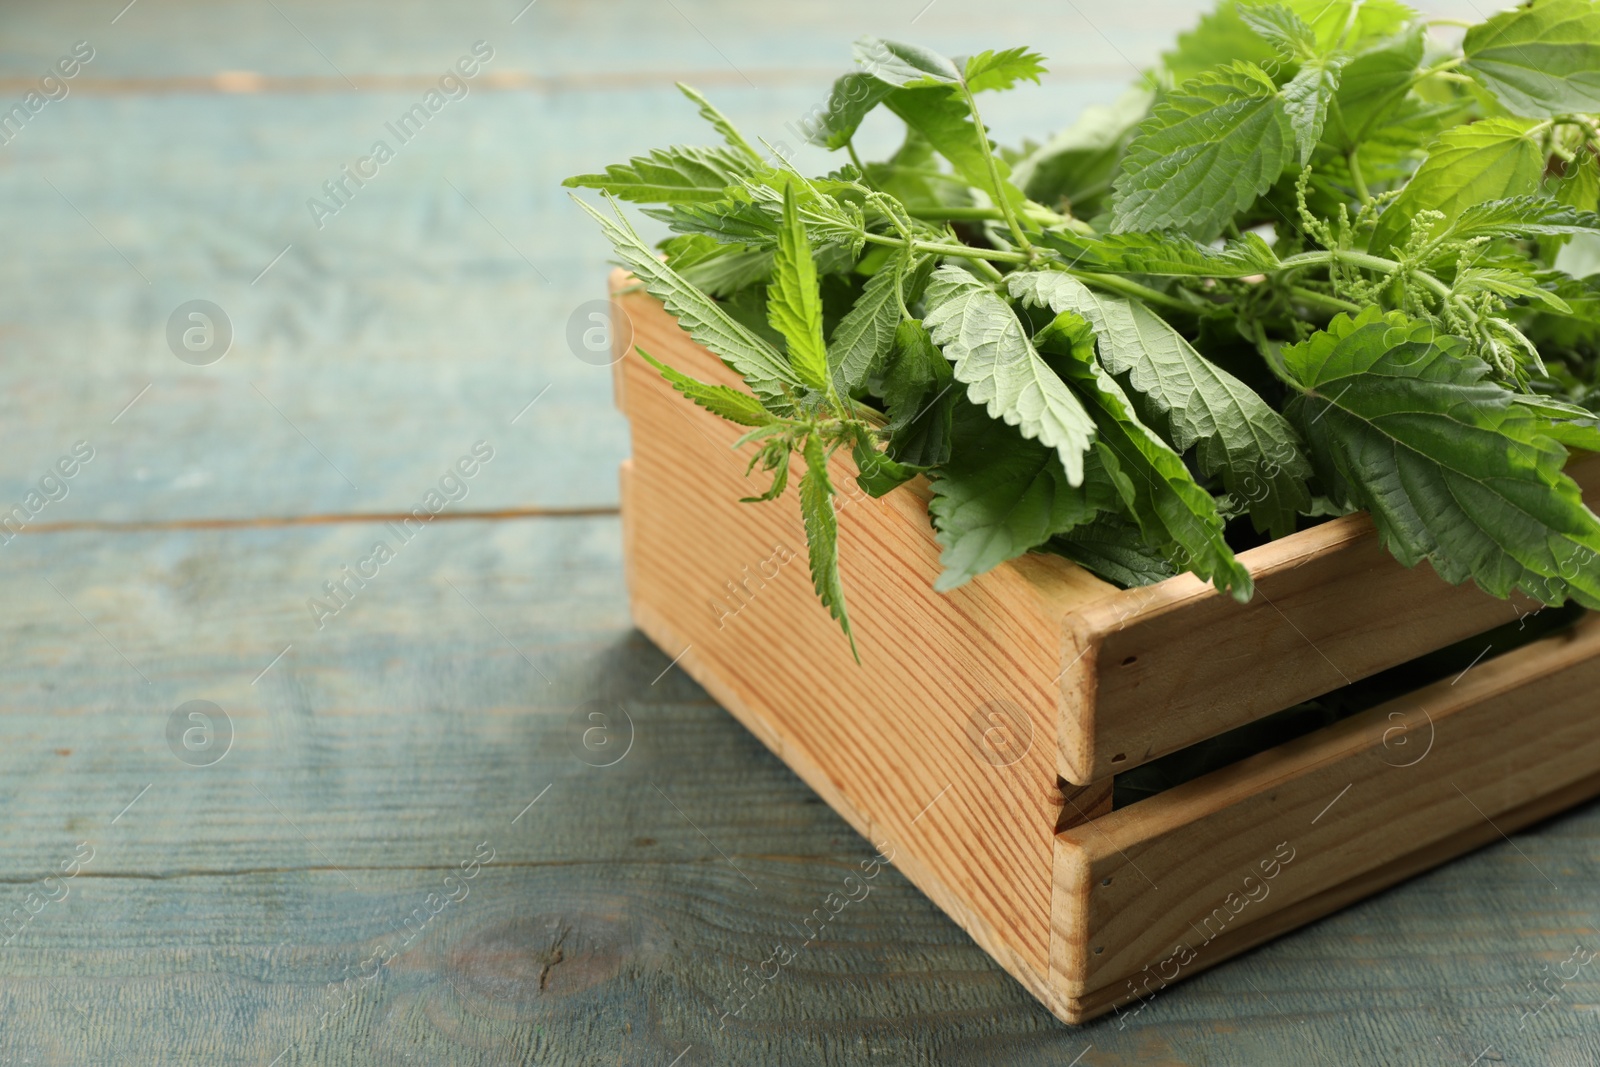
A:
[608,271,1600,1024]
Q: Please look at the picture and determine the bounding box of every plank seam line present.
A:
[2,506,620,535]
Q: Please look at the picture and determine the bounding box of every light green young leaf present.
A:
[799,435,857,658]
[1327,23,1424,148]
[1010,271,1312,538]
[923,266,1097,486]
[884,86,1033,219]
[1111,62,1294,239]
[1462,0,1600,118]
[1436,195,1600,246]
[1038,229,1281,277]
[562,145,753,204]
[635,348,774,427]
[806,72,895,150]
[1039,311,1252,600]
[572,196,801,409]
[1285,0,1413,50]
[1239,3,1318,57]
[1283,307,1600,609]
[928,400,1113,591]
[1454,268,1573,314]
[663,235,774,297]
[767,183,833,398]
[1370,117,1545,252]
[963,47,1048,93]
[1281,56,1345,164]
[675,83,763,163]
[1163,0,1281,83]
[854,36,962,87]
[648,173,867,253]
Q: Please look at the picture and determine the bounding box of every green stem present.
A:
[1346,150,1372,205]
[1278,248,1453,301]
[1062,269,1195,313]
[907,205,1087,232]
[1287,285,1361,314]
[859,230,1032,264]
[846,140,867,175]
[968,257,1006,284]
[959,82,1033,252]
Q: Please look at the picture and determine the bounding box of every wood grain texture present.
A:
[1054,618,1600,1022]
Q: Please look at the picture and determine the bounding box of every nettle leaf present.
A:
[1286,0,1413,50]
[1050,514,1178,588]
[830,253,931,395]
[1012,85,1153,219]
[853,36,961,88]
[1283,308,1600,609]
[1554,150,1600,213]
[635,348,773,427]
[1463,0,1600,118]
[1111,62,1293,239]
[807,72,895,149]
[799,436,857,658]
[1038,311,1252,599]
[1038,229,1281,277]
[1164,0,1280,83]
[923,266,1097,486]
[963,47,1048,93]
[1281,56,1345,165]
[928,400,1113,591]
[1239,3,1318,57]
[1327,23,1424,148]
[1010,272,1312,537]
[664,235,774,297]
[650,174,866,252]
[1370,117,1545,253]
[882,319,956,467]
[885,86,1032,218]
[676,83,763,163]
[574,197,801,409]
[563,145,753,204]
[767,183,833,397]
[1439,195,1600,246]
[1454,268,1572,314]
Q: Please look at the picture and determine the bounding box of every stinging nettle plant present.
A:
[568,0,1600,656]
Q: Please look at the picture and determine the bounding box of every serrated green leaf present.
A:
[1554,150,1600,213]
[928,400,1113,591]
[882,319,956,467]
[1164,0,1281,83]
[1111,62,1294,239]
[1327,23,1424,148]
[830,255,930,394]
[1010,271,1312,537]
[854,36,962,87]
[1437,195,1600,246]
[563,145,753,204]
[884,85,1033,219]
[1239,3,1318,57]
[663,234,774,297]
[676,83,763,163]
[1038,229,1281,276]
[963,47,1048,93]
[1286,0,1413,50]
[1455,267,1573,313]
[1463,0,1600,118]
[572,196,801,409]
[922,266,1097,486]
[806,72,895,150]
[1283,307,1600,608]
[768,183,833,398]
[1037,310,1252,599]
[1370,117,1545,252]
[1012,85,1152,219]
[1049,514,1179,588]
[635,347,774,427]
[799,435,857,658]
[851,437,923,497]
[1281,56,1344,164]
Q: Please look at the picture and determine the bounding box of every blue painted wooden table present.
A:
[1,2,1596,1064]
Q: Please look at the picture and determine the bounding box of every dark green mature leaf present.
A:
[676,83,763,163]
[1012,86,1152,218]
[635,348,773,427]
[923,266,1097,486]
[1438,195,1600,246]
[851,435,923,497]
[806,72,895,149]
[830,254,930,394]
[767,183,833,397]
[885,86,1032,218]
[1010,272,1312,537]
[1281,56,1345,164]
[1462,0,1600,118]
[573,196,801,409]
[1038,229,1280,276]
[882,319,956,467]
[562,145,753,204]
[1326,23,1424,147]
[963,47,1047,93]
[928,400,1112,591]
[1283,307,1600,608]
[1370,117,1545,252]
[1112,62,1294,239]
[1164,0,1280,83]
[1050,515,1178,588]
[1038,311,1253,599]
[854,36,961,87]
[799,436,857,658]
